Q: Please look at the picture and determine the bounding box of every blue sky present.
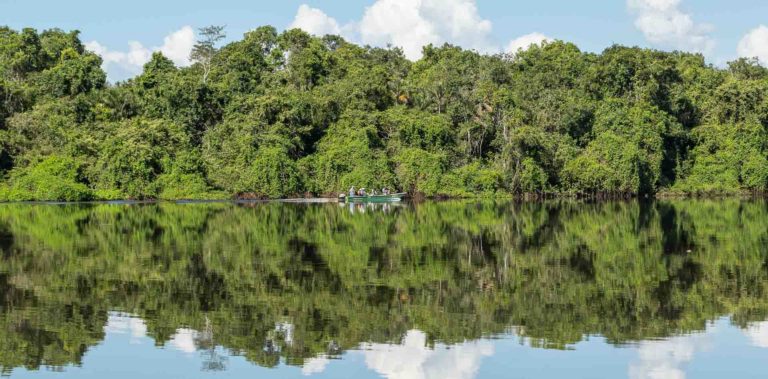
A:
[2,0,768,81]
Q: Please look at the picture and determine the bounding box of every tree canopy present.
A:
[2,25,768,200]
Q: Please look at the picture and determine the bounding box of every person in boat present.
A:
[358,188,366,196]
[349,186,356,197]
[382,187,389,195]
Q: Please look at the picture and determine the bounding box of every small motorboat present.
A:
[338,193,407,203]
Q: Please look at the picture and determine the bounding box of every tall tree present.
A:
[190,25,226,84]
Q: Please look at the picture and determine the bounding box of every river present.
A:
[1,200,767,378]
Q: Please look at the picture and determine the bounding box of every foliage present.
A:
[92,118,191,199]
[518,157,548,193]
[302,111,395,194]
[190,25,226,84]
[2,25,768,200]
[243,146,302,198]
[3,155,91,201]
[393,147,446,195]
[673,123,768,193]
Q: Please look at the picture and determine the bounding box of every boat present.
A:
[338,193,407,203]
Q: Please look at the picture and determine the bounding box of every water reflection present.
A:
[628,329,711,379]
[341,201,401,214]
[360,330,494,379]
[0,200,768,378]
[62,314,767,379]
[744,321,768,348]
[104,313,147,344]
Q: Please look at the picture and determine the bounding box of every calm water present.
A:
[1,200,768,378]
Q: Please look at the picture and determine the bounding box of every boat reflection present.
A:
[341,201,403,214]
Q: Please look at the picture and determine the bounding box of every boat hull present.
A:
[339,193,406,202]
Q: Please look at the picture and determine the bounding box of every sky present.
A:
[2,0,768,82]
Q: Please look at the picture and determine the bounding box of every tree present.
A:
[4,24,768,200]
[190,25,226,84]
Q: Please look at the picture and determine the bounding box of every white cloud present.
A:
[290,4,342,36]
[104,312,148,344]
[288,0,496,60]
[357,0,494,59]
[743,321,768,348]
[628,330,712,379]
[627,0,714,54]
[170,328,199,354]
[301,356,330,376]
[506,32,552,54]
[159,26,196,66]
[737,25,768,66]
[359,329,494,379]
[85,40,151,68]
[85,26,196,81]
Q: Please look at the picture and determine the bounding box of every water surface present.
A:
[1,200,767,378]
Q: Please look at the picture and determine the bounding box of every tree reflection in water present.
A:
[0,200,767,374]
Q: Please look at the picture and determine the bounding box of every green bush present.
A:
[156,172,212,200]
[201,118,259,193]
[563,132,650,193]
[241,146,302,198]
[518,158,548,193]
[437,172,471,197]
[393,148,446,196]
[94,118,189,199]
[305,112,395,193]
[0,183,9,201]
[92,188,125,201]
[674,123,768,193]
[742,154,768,190]
[5,156,92,201]
[452,163,503,194]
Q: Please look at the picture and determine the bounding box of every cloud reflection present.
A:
[628,329,712,379]
[743,321,768,348]
[105,312,148,344]
[359,329,494,379]
[301,356,331,376]
[170,328,199,354]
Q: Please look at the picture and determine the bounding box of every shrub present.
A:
[452,162,503,194]
[674,123,768,193]
[305,112,395,193]
[5,156,92,201]
[0,183,8,201]
[241,146,302,198]
[563,132,650,194]
[393,148,446,196]
[518,158,548,193]
[156,172,212,200]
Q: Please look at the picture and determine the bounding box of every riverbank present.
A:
[3,190,768,204]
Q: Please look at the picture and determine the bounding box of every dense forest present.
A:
[2,25,768,200]
[2,200,768,372]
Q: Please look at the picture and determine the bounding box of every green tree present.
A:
[190,25,226,84]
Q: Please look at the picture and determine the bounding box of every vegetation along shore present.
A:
[2,25,768,201]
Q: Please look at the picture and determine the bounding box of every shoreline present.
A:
[1,193,768,205]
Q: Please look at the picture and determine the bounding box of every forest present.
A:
[2,25,768,200]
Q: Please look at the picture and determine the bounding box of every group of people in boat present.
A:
[348,186,391,197]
